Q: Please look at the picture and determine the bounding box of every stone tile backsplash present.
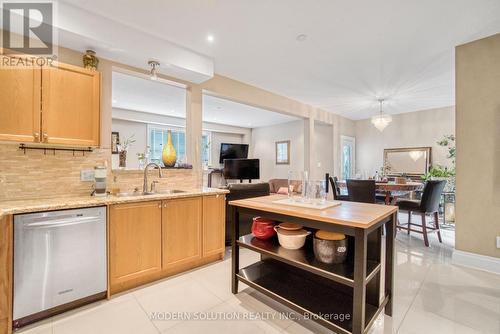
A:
[0,143,199,201]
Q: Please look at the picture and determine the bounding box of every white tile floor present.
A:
[18,217,500,334]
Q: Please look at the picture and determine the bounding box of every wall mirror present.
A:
[383,147,431,177]
[111,69,187,170]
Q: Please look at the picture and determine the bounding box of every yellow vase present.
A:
[162,130,177,167]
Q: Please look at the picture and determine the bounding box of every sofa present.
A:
[268,178,302,194]
[224,182,270,244]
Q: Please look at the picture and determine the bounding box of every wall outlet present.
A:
[497,236,500,249]
[80,169,95,182]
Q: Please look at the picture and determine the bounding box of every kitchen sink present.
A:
[114,189,187,197]
[156,189,187,194]
[114,191,145,197]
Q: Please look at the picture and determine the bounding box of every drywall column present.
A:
[304,117,316,178]
[455,33,500,259]
[99,60,113,150]
[186,85,203,187]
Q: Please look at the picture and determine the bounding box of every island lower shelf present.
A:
[238,234,381,287]
[237,260,385,334]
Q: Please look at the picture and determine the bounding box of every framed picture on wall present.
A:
[276,140,290,165]
[111,132,120,154]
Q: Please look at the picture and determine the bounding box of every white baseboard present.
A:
[452,250,500,275]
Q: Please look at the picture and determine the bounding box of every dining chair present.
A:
[328,176,349,201]
[346,179,376,203]
[396,180,446,247]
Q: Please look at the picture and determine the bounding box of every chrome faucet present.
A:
[143,163,163,194]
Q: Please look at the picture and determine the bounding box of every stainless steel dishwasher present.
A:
[13,206,107,328]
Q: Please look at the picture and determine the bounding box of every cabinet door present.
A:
[0,57,41,142]
[202,194,226,258]
[162,197,202,272]
[109,201,162,294]
[41,63,100,146]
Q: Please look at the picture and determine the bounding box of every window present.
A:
[148,125,210,166]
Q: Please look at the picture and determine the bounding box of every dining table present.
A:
[336,180,424,205]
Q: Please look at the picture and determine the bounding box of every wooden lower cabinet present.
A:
[108,195,226,296]
[162,197,203,274]
[109,201,162,294]
[0,216,13,334]
[202,194,226,258]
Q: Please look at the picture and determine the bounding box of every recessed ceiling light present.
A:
[296,34,307,42]
[112,99,117,104]
[206,34,215,43]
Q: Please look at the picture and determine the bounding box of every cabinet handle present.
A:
[42,133,48,142]
[158,204,161,209]
[33,133,39,142]
[163,204,167,208]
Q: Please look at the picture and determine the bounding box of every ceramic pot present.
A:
[313,231,347,264]
[162,130,177,167]
[251,217,276,239]
[274,226,310,250]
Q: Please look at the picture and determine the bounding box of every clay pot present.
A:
[274,226,311,250]
[251,217,276,239]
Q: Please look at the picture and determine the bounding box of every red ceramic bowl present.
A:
[251,217,276,239]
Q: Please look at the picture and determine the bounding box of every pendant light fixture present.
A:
[148,60,160,80]
[371,99,392,132]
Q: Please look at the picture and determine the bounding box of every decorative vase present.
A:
[83,50,99,70]
[162,130,177,167]
[119,151,127,168]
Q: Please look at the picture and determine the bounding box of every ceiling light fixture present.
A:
[148,60,160,80]
[206,34,215,43]
[371,99,392,132]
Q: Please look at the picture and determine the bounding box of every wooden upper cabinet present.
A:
[162,197,202,273]
[202,194,226,258]
[0,56,41,142]
[41,63,100,146]
[109,201,162,294]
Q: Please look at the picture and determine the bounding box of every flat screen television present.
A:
[219,143,249,164]
[223,159,260,180]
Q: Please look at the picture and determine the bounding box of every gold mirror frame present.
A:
[383,147,432,177]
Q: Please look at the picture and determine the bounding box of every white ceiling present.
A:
[112,72,299,128]
[112,72,186,118]
[67,0,500,120]
[202,95,299,128]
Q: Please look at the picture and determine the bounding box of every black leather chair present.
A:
[329,176,349,201]
[396,180,446,247]
[224,182,270,244]
[346,179,376,203]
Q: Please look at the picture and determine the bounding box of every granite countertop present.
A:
[0,188,229,218]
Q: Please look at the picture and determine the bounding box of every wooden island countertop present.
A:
[229,194,398,229]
